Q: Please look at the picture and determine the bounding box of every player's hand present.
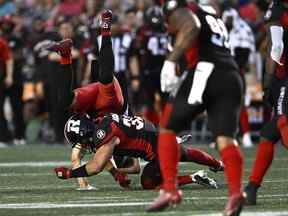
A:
[54,167,72,179]
[160,60,179,93]
[113,171,131,189]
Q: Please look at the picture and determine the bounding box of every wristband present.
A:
[71,165,89,178]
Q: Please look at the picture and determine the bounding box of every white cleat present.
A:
[191,170,218,189]
[76,185,98,191]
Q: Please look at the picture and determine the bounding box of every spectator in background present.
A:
[1,15,26,145]
[223,8,256,148]
[0,17,14,147]
[0,0,16,17]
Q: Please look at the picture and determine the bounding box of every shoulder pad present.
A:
[92,116,113,148]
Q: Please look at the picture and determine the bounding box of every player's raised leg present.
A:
[98,9,114,85]
[46,39,75,110]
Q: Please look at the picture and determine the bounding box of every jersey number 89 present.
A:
[205,15,229,49]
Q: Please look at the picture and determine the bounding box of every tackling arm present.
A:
[55,137,120,179]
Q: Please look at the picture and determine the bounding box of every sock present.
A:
[277,115,288,149]
[144,108,159,125]
[249,140,275,186]
[60,55,72,65]
[220,145,243,196]
[182,147,221,169]
[178,175,193,186]
[240,107,250,134]
[158,131,180,191]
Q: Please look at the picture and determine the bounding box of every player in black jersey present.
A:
[147,1,244,215]
[244,0,288,205]
[135,6,169,124]
[54,113,224,190]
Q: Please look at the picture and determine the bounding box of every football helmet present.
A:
[145,6,165,31]
[64,114,96,152]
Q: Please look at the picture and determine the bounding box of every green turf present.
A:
[0,144,287,216]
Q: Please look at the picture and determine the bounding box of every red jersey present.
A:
[93,113,158,161]
[72,78,124,116]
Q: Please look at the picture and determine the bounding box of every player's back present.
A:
[185,3,238,71]
[96,113,158,161]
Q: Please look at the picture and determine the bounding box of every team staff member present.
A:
[147,1,244,215]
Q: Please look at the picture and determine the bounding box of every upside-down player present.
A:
[244,0,288,205]
[47,10,131,189]
[54,113,224,190]
[147,1,244,215]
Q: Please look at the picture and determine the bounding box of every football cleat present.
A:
[243,182,259,205]
[146,189,182,212]
[223,193,244,216]
[209,160,224,173]
[100,9,112,34]
[191,170,218,189]
[46,39,73,57]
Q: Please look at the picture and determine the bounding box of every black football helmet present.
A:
[64,114,96,152]
[162,0,187,18]
[145,6,165,31]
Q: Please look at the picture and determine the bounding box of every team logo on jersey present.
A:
[96,129,106,140]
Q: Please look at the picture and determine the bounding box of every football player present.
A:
[244,0,288,205]
[54,113,224,190]
[147,1,244,215]
[47,10,131,190]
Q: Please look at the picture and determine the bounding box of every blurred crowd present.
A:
[0,0,271,145]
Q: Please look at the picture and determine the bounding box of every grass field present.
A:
[0,144,287,216]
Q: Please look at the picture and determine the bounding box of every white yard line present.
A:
[0,202,151,209]
[0,202,287,216]
[0,158,288,168]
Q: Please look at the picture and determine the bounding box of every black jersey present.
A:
[136,25,169,73]
[93,113,158,161]
[184,3,238,70]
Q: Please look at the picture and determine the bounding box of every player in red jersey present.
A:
[47,10,132,190]
[244,0,288,205]
[54,113,224,190]
[147,1,244,215]
[47,10,124,117]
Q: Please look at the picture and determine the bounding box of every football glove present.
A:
[54,167,72,179]
[113,171,131,189]
[160,60,179,93]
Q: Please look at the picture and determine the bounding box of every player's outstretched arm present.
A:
[55,137,120,179]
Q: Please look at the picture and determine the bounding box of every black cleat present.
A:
[209,160,224,173]
[243,182,259,205]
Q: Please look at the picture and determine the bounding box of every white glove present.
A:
[161,60,180,93]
